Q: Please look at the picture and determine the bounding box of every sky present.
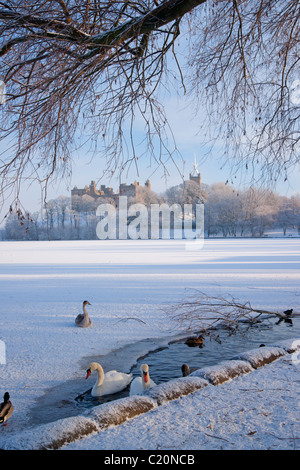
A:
[1,24,300,222]
[0,70,299,221]
[4,90,299,219]
[0,4,300,226]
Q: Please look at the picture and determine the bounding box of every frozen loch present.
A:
[0,238,299,449]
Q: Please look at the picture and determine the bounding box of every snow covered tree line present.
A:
[204,184,300,238]
[1,182,300,240]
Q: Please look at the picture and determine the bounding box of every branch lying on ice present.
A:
[165,290,295,333]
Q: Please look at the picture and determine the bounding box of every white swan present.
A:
[75,300,92,328]
[85,362,132,397]
[129,363,156,396]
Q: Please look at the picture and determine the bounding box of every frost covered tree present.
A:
[290,194,300,235]
[135,185,161,207]
[204,183,287,237]
[165,180,206,206]
[276,195,294,235]
[0,0,299,212]
[242,187,279,237]
[55,195,70,229]
[204,183,241,237]
[2,184,300,239]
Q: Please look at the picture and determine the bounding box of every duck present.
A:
[129,364,156,396]
[181,363,198,377]
[75,300,92,328]
[0,392,13,425]
[85,362,132,397]
[276,315,293,326]
[185,334,204,348]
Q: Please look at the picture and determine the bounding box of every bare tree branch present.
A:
[0,1,299,212]
[166,290,291,333]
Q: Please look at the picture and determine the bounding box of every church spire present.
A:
[191,153,200,176]
[189,154,201,187]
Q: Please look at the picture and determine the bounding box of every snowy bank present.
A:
[1,339,299,450]
[64,339,300,451]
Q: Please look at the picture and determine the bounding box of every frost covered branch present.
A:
[166,290,289,333]
[0,1,299,210]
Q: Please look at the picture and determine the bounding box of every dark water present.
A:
[132,316,300,386]
[29,315,300,425]
[77,315,300,410]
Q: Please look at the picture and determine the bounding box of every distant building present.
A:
[188,155,201,188]
[71,179,151,210]
[71,157,201,211]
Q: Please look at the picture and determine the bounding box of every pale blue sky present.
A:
[1,8,300,224]
[1,90,299,221]
[1,21,300,220]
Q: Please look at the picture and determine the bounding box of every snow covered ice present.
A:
[0,238,299,450]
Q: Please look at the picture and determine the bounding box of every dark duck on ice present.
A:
[0,392,13,425]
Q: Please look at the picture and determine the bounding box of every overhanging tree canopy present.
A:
[0,0,299,209]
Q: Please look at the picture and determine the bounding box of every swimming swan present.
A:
[85,362,132,397]
[129,364,156,396]
[75,300,92,328]
[0,392,13,425]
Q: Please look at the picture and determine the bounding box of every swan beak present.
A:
[86,369,91,379]
[143,371,149,383]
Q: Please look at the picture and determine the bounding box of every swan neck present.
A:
[95,364,104,387]
[83,305,89,317]
[143,372,151,390]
